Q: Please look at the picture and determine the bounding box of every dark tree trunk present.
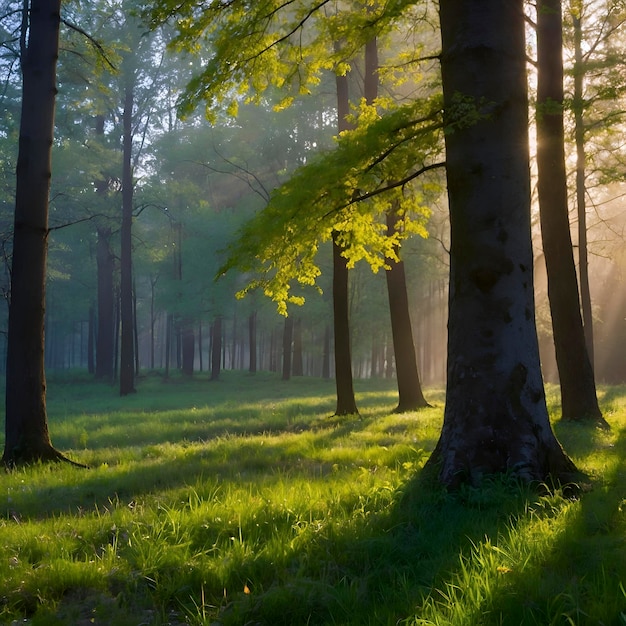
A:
[3,0,74,466]
[95,227,115,381]
[210,316,222,381]
[332,66,358,416]
[365,33,427,411]
[119,80,135,395]
[386,210,430,411]
[332,230,358,415]
[87,305,95,374]
[248,311,257,373]
[164,312,172,379]
[282,315,294,381]
[427,0,579,486]
[536,0,605,426]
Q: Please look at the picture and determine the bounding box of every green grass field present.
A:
[0,371,624,625]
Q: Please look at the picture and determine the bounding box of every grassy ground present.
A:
[0,371,624,625]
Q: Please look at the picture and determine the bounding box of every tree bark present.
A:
[536,0,605,426]
[119,79,135,395]
[332,64,358,416]
[428,0,579,486]
[385,210,430,411]
[3,0,76,466]
[332,230,359,415]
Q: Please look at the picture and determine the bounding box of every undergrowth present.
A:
[0,373,624,625]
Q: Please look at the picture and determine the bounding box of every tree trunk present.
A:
[3,0,74,466]
[210,316,222,381]
[535,0,605,426]
[428,0,579,486]
[572,12,595,368]
[385,210,430,411]
[87,305,95,374]
[332,230,359,414]
[332,65,358,416]
[119,79,135,395]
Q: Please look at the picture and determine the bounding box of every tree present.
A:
[535,0,606,426]
[332,63,359,416]
[427,0,578,486]
[365,32,430,412]
[2,0,76,465]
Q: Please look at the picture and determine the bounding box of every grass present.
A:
[0,371,625,625]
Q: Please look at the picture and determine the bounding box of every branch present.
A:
[322,160,446,219]
[60,17,117,72]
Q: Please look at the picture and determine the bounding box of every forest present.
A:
[0,0,625,624]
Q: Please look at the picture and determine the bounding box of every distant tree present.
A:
[2,0,78,465]
[427,0,579,485]
[535,0,606,427]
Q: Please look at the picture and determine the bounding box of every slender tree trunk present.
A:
[535,0,605,426]
[210,316,222,381]
[332,64,358,416]
[3,0,74,465]
[119,79,135,395]
[572,12,595,367]
[87,305,95,374]
[365,33,428,411]
[385,210,430,411]
[164,312,172,379]
[427,0,579,486]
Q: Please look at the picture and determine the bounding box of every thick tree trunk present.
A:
[428,0,579,486]
[3,0,74,466]
[119,80,135,395]
[385,210,430,412]
[536,0,605,426]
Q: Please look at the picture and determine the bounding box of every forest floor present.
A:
[0,371,624,625]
